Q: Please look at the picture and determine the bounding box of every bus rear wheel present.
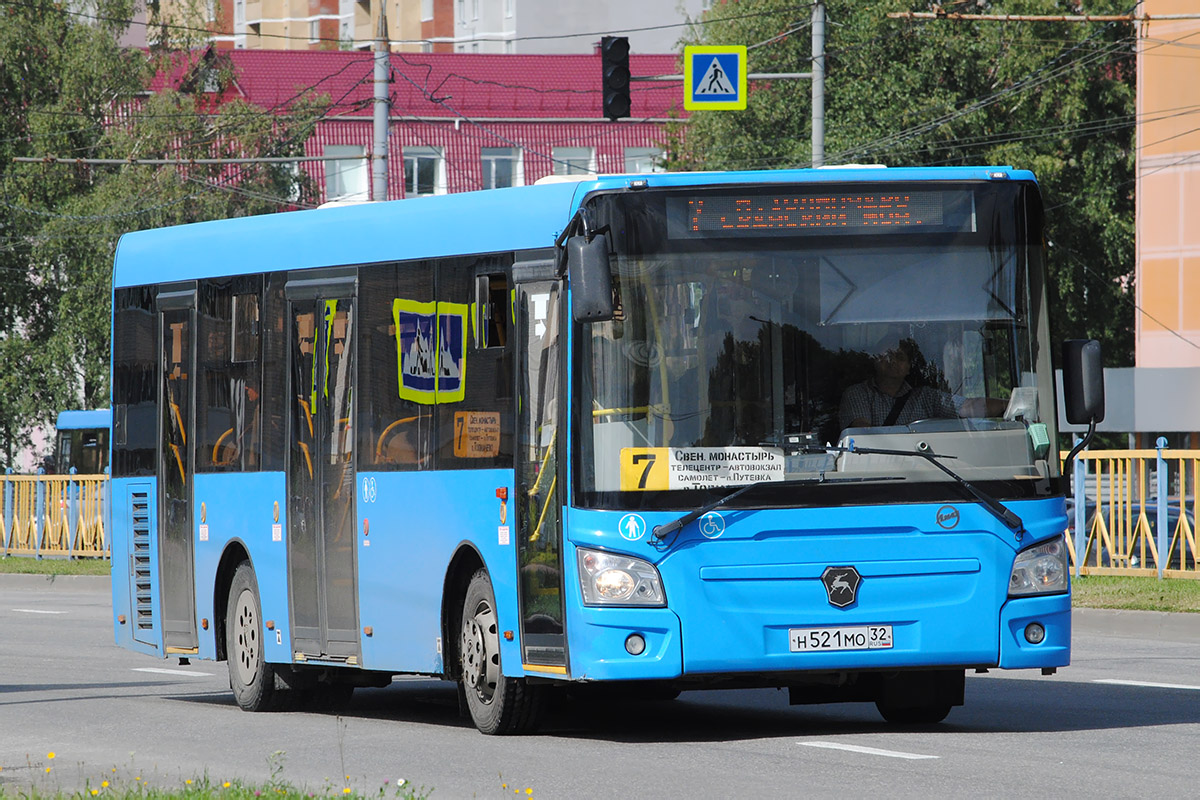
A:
[227,562,283,712]
[459,569,544,735]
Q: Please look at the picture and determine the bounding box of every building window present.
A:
[234,0,245,24]
[471,0,479,20]
[505,39,514,54]
[505,0,513,17]
[421,41,432,53]
[324,145,368,202]
[206,0,216,22]
[421,0,433,21]
[403,146,445,196]
[481,147,522,189]
[282,161,301,203]
[552,147,595,176]
[623,147,664,174]
[309,19,320,42]
[457,0,464,24]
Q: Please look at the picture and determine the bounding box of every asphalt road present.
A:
[3,574,1200,798]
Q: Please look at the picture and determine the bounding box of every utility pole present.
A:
[372,8,390,202]
[811,0,825,167]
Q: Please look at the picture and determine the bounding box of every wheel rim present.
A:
[460,597,500,704]
[232,587,260,686]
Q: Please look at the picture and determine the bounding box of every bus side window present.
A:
[475,272,508,349]
[358,260,435,471]
[437,256,514,469]
[197,277,263,472]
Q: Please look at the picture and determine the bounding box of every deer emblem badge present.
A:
[821,566,862,608]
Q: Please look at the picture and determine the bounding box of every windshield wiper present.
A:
[651,474,904,540]
[819,442,1025,533]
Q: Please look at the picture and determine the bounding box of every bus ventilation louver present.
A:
[130,490,155,633]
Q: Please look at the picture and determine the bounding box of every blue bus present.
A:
[110,167,1103,734]
[54,408,111,475]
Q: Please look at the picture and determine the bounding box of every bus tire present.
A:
[459,569,544,735]
[226,562,282,712]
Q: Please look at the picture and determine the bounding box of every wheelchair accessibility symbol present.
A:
[699,512,725,539]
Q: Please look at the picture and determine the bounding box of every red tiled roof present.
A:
[154,49,687,120]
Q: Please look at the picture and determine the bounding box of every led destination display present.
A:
[667,189,976,237]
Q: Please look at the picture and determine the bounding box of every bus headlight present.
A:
[1008,535,1069,596]
[577,548,665,607]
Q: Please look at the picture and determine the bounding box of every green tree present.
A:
[0,0,327,469]
[675,0,1136,365]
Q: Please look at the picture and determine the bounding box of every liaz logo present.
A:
[936,505,960,530]
[821,566,861,608]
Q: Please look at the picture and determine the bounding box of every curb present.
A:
[1072,606,1200,642]
[0,573,111,590]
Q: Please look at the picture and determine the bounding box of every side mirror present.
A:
[1061,339,1105,425]
[567,235,614,323]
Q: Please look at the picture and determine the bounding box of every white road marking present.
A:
[799,741,939,760]
[1094,678,1200,691]
[12,608,66,614]
[132,667,214,677]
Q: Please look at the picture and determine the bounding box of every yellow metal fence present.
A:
[1065,449,1199,578]
[1,474,109,558]
[2,451,1198,574]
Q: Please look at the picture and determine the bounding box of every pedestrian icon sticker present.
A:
[684,45,747,111]
[619,513,647,541]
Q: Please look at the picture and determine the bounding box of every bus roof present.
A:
[112,166,1034,289]
[56,409,112,430]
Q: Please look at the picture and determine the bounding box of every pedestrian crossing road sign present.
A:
[684,45,747,110]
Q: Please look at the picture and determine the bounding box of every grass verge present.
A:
[1071,574,1200,613]
[7,752,435,799]
[0,556,110,576]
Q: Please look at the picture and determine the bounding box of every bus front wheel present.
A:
[459,569,544,735]
[227,562,282,712]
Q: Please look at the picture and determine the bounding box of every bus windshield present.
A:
[575,181,1060,510]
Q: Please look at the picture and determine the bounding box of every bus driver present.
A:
[839,332,1007,431]
[838,333,957,430]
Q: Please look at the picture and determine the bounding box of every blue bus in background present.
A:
[109,167,1102,734]
[55,408,111,475]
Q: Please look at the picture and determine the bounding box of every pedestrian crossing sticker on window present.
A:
[684,46,747,111]
[393,298,467,405]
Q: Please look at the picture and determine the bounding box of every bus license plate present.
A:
[789,625,893,652]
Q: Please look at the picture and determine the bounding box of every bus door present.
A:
[286,274,359,662]
[514,276,567,669]
[156,285,198,653]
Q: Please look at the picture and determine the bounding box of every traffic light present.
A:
[601,36,631,121]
